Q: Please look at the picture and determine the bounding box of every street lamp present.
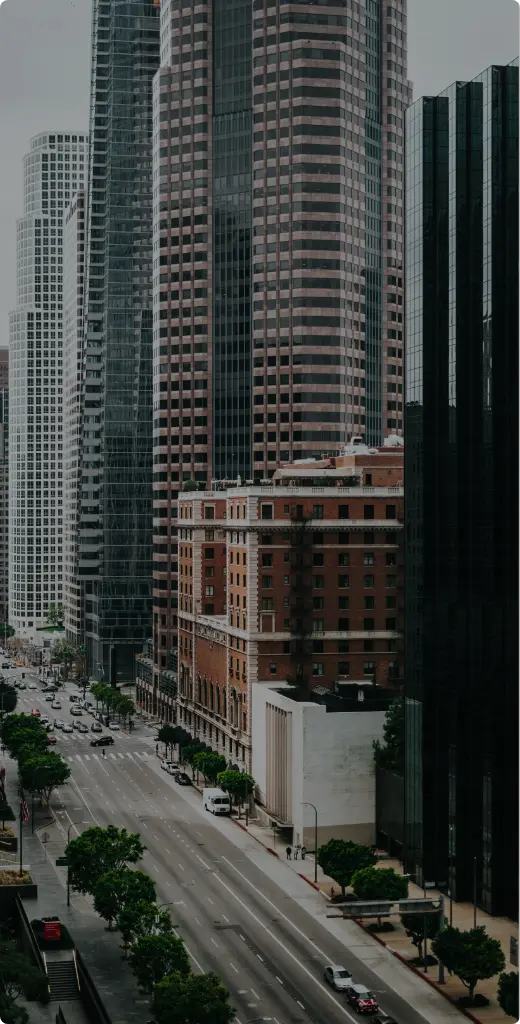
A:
[301,801,318,884]
[66,820,89,906]
[448,823,455,926]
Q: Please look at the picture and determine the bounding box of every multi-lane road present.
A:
[5,665,462,1024]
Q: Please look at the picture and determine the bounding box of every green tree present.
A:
[65,824,146,896]
[1,715,48,760]
[0,993,29,1024]
[0,682,17,716]
[51,639,80,679]
[400,911,440,960]
[0,939,48,1003]
[93,867,156,931]
[497,971,519,1019]
[157,724,180,759]
[193,751,227,785]
[182,743,206,775]
[19,752,71,806]
[129,933,190,992]
[0,622,15,641]
[317,839,377,897]
[116,695,135,725]
[351,866,409,902]
[432,925,506,1002]
[46,603,64,628]
[217,770,254,808]
[373,696,404,774]
[0,801,17,830]
[153,971,235,1024]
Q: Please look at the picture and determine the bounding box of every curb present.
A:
[352,918,484,1024]
[298,872,321,892]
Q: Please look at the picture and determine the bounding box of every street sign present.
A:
[55,856,68,867]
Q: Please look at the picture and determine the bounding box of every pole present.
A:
[31,790,35,835]
[423,914,428,972]
[313,805,318,884]
[473,855,477,928]
[67,865,71,907]
[438,894,445,984]
[19,802,23,876]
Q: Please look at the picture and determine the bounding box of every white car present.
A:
[161,761,177,775]
[29,683,38,690]
[324,965,353,991]
[51,701,61,710]
[54,719,65,729]
[62,723,73,733]
[108,722,120,731]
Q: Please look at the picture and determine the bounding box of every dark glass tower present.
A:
[404,62,519,918]
[78,0,160,683]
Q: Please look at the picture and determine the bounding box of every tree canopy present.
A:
[18,752,71,806]
[65,824,146,896]
[193,751,227,784]
[93,867,156,930]
[432,925,506,1001]
[51,639,81,677]
[216,771,254,805]
[0,939,48,1004]
[47,603,64,627]
[0,801,16,830]
[153,971,235,1024]
[1,715,48,760]
[129,933,190,992]
[350,866,409,902]
[90,684,135,723]
[317,839,377,896]
[0,682,17,715]
[400,910,440,959]
[373,696,404,774]
[497,971,519,1019]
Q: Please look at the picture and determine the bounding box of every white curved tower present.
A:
[9,132,87,631]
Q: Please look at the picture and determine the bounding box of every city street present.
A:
[4,666,463,1024]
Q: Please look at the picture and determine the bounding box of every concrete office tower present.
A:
[77,0,160,683]
[0,349,8,623]
[8,133,88,631]
[63,192,86,642]
[149,0,410,689]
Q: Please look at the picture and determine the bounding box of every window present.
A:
[338,661,350,674]
[313,552,324,566]
[313,640,324,653]
[364,660,375,676]
[204,603,214,614]
[338,617,349,630]
[386,595,397,608]
[205,566,215,577]
[284,575,290,584]
[312,618,324,632]
[338,639,349,653]
[313,574,325,588]
[261,504,273,520]
[338,596,349,609]
[364,505,374,520]
[204,505,214,520]
[338,504,349,519]
[269,663,277,674]
[338,531,350,544]
[364,531,375,543]
[205,547,214,559]
[205,585,215,596]
[312,662,324,676]
[205,529,214,541]
[313,596,324,609]
[364,574,375,588]
[364,639,374,652]
[385,532,396,544]
[338,552,349,566]
[261,598,274,610]
[364,617,375,630]
[262,553,272,566]
[262,575,273,588]
[312,504,324,519]
[364,552,375,566]
[386,617,396,630]
[313,532,324,544]
[386,504,396,519]
[386,574,397,588]
[364,597,375,610]
[338,574,349,588]
[365,473,372,485]
[262,534,272,544]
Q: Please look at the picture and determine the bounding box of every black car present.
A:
[90,735,115,747]
[373,1018,398,1024]
[174,772,192,786]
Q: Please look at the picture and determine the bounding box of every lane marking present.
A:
[230,962,239,973]
[211,938,219,947]
[178,863,185,871]
[196,854,210,869]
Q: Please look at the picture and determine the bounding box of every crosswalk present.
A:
[66,751,149,763]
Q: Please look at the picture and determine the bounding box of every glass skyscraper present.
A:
[77,0,160,683]
[404,62,518,917]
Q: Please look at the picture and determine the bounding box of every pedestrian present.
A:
[301,846,307,860]
[102,748,106,758]
[293,845,299,861]
[286,846,292,860]
[330,885,335,899]
[155,743,159,756]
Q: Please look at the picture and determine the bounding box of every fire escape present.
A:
[289,505,313,694]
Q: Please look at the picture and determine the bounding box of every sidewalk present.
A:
[236,815,517,1024]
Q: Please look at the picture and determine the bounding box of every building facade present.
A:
[63,192,86,642]
[0,349,8,623]
[8,133,88,630]
[150,0,411,710]
[77,0,160,683]
[138,441,403,767]
[405,62,519,918]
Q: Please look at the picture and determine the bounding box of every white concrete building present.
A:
[62,192,86,642]
[252,684,387,848]
[9,132,87,631]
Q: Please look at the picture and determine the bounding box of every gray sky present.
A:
[0,0,518,347]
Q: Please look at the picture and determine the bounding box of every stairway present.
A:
[46,959,80,1001]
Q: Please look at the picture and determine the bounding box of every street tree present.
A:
[116,695,135,725]
[129,933,190,992]
[0,622,15,642]
[0,939,49,1003]
[182,743,206,776]
[0,682,17,715]
[51,639,81,679]
[351,866,409,901]
[400,911,440,960]
[153,971,235,1024]
[0,993,29,1024]
[93,867,156,931]
[497,971,519,1019]
[46,603,64,628]
[373,696,404,774]
[1,715,48,760]
[193,751,227,784]
[0,801,16,830]
[432,925,506,1003]
[317,839,377,897]
[65,824,146,896]
[19,752,71,806]
[116,899,171,955]
[216,770,254,808]
[157,724,179,759]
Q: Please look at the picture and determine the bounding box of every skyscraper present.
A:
[149,0,410,702]
[77,0,160,683]
[9,133,88,631]
[0,349,8,624]
[404,62,518,917]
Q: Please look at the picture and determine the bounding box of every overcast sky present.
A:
[0,0,518,348]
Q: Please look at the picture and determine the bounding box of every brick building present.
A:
[139,439,403,770]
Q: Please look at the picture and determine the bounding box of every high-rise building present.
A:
[149,0,411,706]
[76,0,160,683]
[0,349,8,623]
[63,192,86,642]
[8,133,88,631]
[404,62,518,918]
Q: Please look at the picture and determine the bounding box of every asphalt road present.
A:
[5,666,457,1024]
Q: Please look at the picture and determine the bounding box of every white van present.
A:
[203,788,231,815]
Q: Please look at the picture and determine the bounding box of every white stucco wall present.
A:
[252,685,385,847]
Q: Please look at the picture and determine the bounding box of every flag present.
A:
[20,796,29,823]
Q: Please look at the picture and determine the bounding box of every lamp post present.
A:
[301,801,318,884]
[66,820,89,906]
[448,823,454,926]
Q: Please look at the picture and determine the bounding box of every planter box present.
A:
[0,836,18,853]
[0,883,38,912]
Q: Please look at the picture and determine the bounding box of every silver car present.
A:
[323,965,353,991]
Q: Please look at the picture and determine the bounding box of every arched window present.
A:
[216,686,221,715]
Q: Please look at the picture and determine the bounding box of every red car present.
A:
[345,985,379,1015]
[31,708,41,717]
[47,735,57,744]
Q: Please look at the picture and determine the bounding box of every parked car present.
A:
[107,722,120,731]
[73,721,82,731]
[17,683,26,690]
[77,723,89,734]
[70,707,83,716]
[203,788,231,814]
[345,985,379,1015]
[47,736,57,745]
[324,966,353,991]
[90,736,114,747]
[91,722,102,733]
[160,761,177,775]
[30,708,41,717]
[174,772,192,787]
[28,683,38,690]
[70,695,81,703]
[51,701,61,710]
[2,662,11,669]
[62,723,73,733]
